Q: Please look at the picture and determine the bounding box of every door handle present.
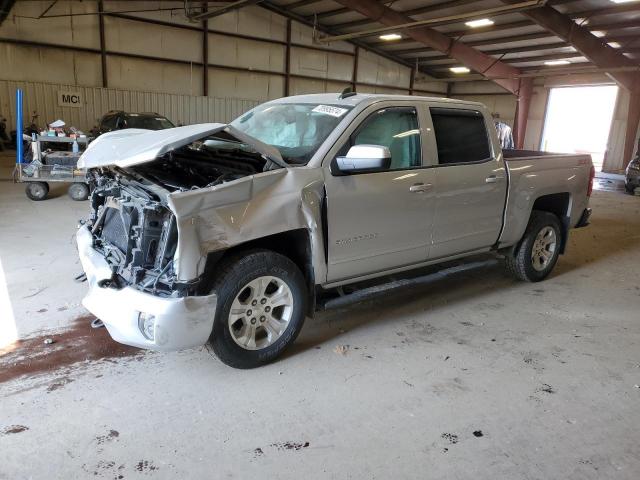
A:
[409,183,433,193]
[485,175,500,184]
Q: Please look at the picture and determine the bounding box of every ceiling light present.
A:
[450,66,471,74]
[610,0,639,4]
[545,60,571,66]
[465,18,494,28]
[591,30,606,37]
[608,41,622,48]
[379,33,402,41]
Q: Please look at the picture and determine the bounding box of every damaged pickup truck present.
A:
[76,93,594,368]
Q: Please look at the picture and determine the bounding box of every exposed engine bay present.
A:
[130,135,271,192]
[85,137,274,296]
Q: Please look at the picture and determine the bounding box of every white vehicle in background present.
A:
[76,93,594,368]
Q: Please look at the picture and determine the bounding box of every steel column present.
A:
[409,66,415,95]
[352,46,359,92]
[623,89,640,170]
[98,0,107,88]
[513,78,533,149]
[202,3,208,96]
[285,19,291,97]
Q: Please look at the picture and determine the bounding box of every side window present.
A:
[350,107,421,170]
[430,108,491,165]
[101,115,118,131]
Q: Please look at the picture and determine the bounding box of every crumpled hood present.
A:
[78,123,285,169]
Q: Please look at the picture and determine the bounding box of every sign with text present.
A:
[58,91,83,108]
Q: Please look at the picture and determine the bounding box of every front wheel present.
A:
[209,250,307,369]
[505,211,562,282]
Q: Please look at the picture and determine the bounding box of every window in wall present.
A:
[430,108,491,165]
[351,107,421,170]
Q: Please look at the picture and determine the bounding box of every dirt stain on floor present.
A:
[1,425,29,435]
[0,315,143,384]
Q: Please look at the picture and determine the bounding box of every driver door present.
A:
[324,105,436,282]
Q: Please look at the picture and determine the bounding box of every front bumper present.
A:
[76,226,217,351]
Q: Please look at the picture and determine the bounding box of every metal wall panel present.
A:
[357,50,411,89]
[0,79,259,132]
[290,46,353,82]
[0,44,103,87]
[106,56,204,96]
[290,77,351,96]
[0,0,100,49]
[208,33,285,72]
[105,16,203,64]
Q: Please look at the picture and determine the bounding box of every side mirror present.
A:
[335,144,391,173]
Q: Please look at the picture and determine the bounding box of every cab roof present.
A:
[270,92,484,109]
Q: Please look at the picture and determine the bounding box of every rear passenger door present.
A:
[428,107,507,259]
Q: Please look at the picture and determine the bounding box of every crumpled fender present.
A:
[166,167,327,284]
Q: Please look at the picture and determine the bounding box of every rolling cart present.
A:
[17,135,90,201]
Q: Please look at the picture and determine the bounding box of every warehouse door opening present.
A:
[541,85,618,171]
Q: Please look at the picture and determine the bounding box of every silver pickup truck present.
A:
[76,93,594,368]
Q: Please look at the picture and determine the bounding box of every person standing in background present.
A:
[492,113,514,150]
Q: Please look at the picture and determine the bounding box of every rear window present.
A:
[430,108,491,165]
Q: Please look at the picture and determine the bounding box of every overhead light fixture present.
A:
[379,33,402,41]
[450,66,471,74]
[608,41,622,48]
[465,18,494,28]
[591,30,606,37]
[610,0,639,4]
[545,60,571,66]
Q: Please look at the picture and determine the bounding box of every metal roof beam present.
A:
[327,0,529,95]
[333,0,640,33]
[500,1,640,91]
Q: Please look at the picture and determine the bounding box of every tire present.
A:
[68,182,89,201]
[25,182,49,201]
[505,211,562,282]
[209,250,307,369]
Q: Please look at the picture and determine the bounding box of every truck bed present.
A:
[498,150,593,249]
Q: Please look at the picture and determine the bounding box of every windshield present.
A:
[230,103,352,164]
[125,114,174,130]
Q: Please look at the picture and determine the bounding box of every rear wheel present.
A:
[68,182,89,201]
[505,211,562,282]
[25,181,49,201]
[209,250,307,369]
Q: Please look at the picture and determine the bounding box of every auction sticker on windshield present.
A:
[312,105,349,117]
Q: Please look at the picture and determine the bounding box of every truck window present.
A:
[101,114,118,132]
[430,108,491,165]
[351,107,421,170]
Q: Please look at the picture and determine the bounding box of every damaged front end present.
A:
[87,170,180,296]
[76,123,284,350]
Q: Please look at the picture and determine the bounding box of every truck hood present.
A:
[78,123,285,169]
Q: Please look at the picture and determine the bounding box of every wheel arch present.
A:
[199,229,316,317]
[530,192,571,253]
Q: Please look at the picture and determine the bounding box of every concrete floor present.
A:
[1,150,639,479]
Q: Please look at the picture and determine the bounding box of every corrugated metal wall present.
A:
[0,79,259,132]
